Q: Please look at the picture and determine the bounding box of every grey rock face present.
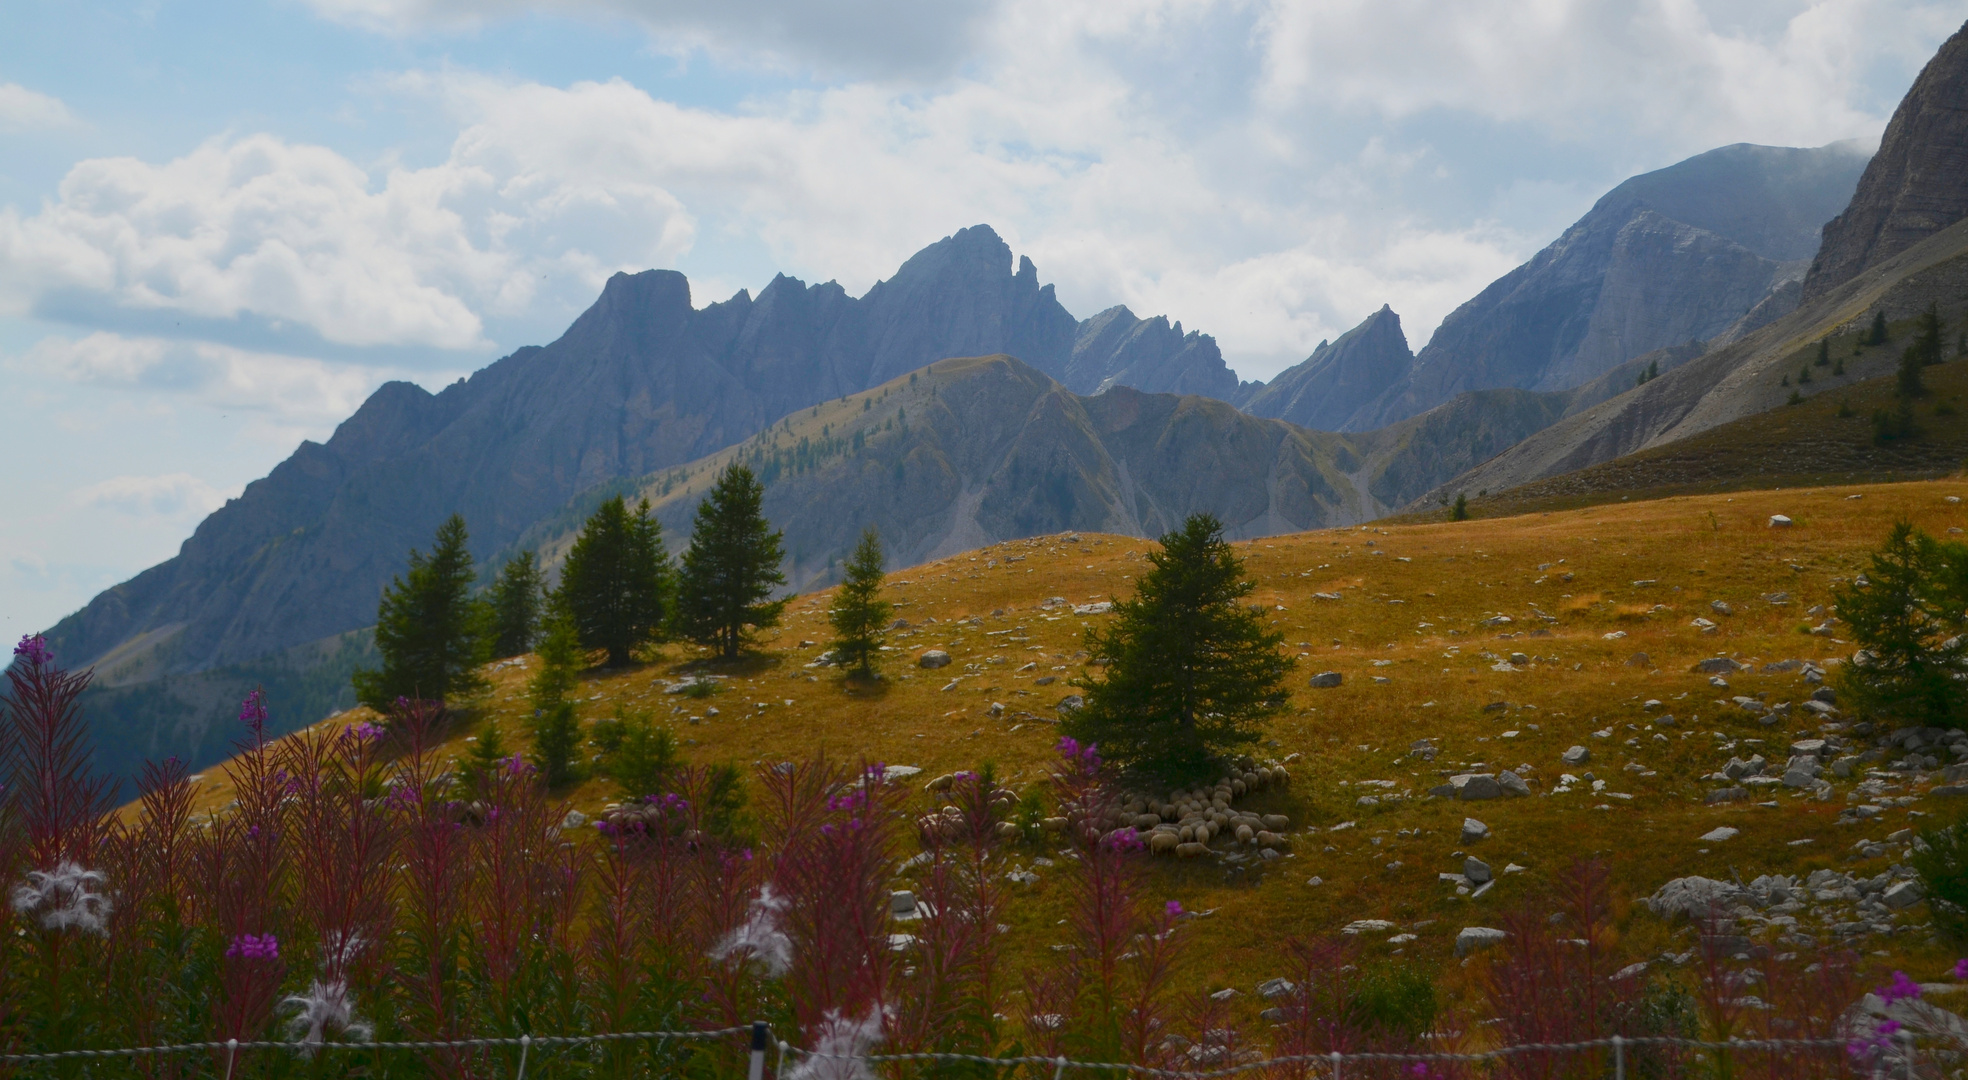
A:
[1352,142,1869,428]
[1067,306,1242,400]
[1241,306,1415,432]
[1805,22,1968,301]
[1309,672,1343,688]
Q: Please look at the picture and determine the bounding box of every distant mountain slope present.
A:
[503,355,1576,591]
[1066,306,1243,401]
[1412,216,1968,508]
[45,226,1244,688]
[1804,21,1968,302]
[1240,306,1415,432]
[1350,141,1871,428]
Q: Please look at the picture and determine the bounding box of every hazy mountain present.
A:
[1240,305,1416,432]
[1066,306,1243,401]
[1414,22,1968,506]
[1348,141,1871,428]
[510,354,1576,592]
[1803,22,1968,302]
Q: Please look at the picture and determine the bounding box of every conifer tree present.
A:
[1451,493,1469,521]
[828,528,893,679]
[1062,514,1293,780]
[462,718,509,797]
[1834,522,1968,728]
[675,466,788,660]
[527,616,584,788]
[1913,303,1946,368]
[556,496,670,667]
[353,514,486,710]
[487,550,546,659]
[1816,338,1830,367]
[1869,310,1890,346]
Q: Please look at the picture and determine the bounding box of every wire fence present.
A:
[0,1024,1916,1079]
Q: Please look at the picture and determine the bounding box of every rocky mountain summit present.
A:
[1804,22,1968,302]
[1240,306,1415,431]
[1353,141,1871,429]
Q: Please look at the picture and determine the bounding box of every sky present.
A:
[0,0,1961,640]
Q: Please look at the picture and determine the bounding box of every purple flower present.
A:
[1165,900,1183,918]
[12,634,51,667]
[349,721,385,742]
[239,690,268,736]
[1953,957,1968,981]
[226,932,280,960]
[1879,971,1923,1005]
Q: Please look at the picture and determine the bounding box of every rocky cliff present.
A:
[1240,305,1415,432]
[1803,21,1968,302]
[1351,141,1870,428]
[1066,306,1243,401]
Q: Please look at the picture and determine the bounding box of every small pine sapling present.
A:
[528,618,585,788]
[827,527,893,680]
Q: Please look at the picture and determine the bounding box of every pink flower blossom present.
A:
[12,634,51,666]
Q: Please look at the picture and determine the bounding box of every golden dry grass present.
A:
[160,478,1968,1020]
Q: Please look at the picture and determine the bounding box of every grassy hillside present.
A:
[1429,339,1968,522]
[163,479,1968,1027]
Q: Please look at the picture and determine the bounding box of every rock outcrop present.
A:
[1803,21,1968,302]
[1240,306,1415,432]
[1066,306,1243,401]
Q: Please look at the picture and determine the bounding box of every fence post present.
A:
[1612,1035,1624,1080]
[1901,1028,1915,1080]
[1054,1055,1068,1080]
[1329,1049,1342,1080]
[223,1038,238,1080]
[749,1022,769,1080]
[516,1034,532,1080]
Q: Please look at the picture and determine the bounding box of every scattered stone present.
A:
[1257,977,1296,1000]
[1699,827,1739,843]
[1696,657,1743,674]
[1451,774,1504,801]
[1073,602,1113,616]
[1711,600,1734,616]
[1461,817,1490,843]
[1455,927,1507,957]
[1705,787,1748,804]
[883,765,924,780]
[1882,881,1925,910]
[1056,695,1085,713]
[1498,771,1531,797]
[561,810,587,830]
[1342,919,1396,935]
[891,891,920,919]
[1562,745,1591,766]
[1309,672,1343,688]
[1647,876,1742,918]
[1769,515,1793,528]
[1465,857,1493,884]
[918,650,952,669]
[1691,617,1718,633]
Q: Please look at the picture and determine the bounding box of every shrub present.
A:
[1833,521,1968,728]
[1913,812,1968,944]
[590,707,679,799]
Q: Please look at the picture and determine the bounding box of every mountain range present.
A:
[42,18,1968,784]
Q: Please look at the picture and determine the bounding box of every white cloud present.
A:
[20,332,401,427]
[302,0,1001,78]
[0,82,77,132]
[69,473,231,520]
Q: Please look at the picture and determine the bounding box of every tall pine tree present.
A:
[675,465,788,660]
[1062,514,1293,780]
[353,514,486,710]
[828,527,893,679]
[487,550,546,659]
[557,496,670,667]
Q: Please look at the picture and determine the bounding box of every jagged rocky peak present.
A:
[1240,305,1415,432]
[1804,20,1968,301]
[1065,305,1241,400]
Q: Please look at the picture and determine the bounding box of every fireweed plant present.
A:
[1,639,1966,1076]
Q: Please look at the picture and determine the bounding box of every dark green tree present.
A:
[486,550,546,659]
[1833,521,1968,729]
[557,496,670,667]
[1913,303,1946,367]
[675,465,788,659]
[1451,493,1470,521]
[1816,338,1830,366]
[527,616,584,787]
[589,706,680,799]
[1899,345,1928,399]
[827,528,893,678]
[1062,514,1294,779]
[461,718,509,797]
[1868,310,1890,346]
[353,514,487,710]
